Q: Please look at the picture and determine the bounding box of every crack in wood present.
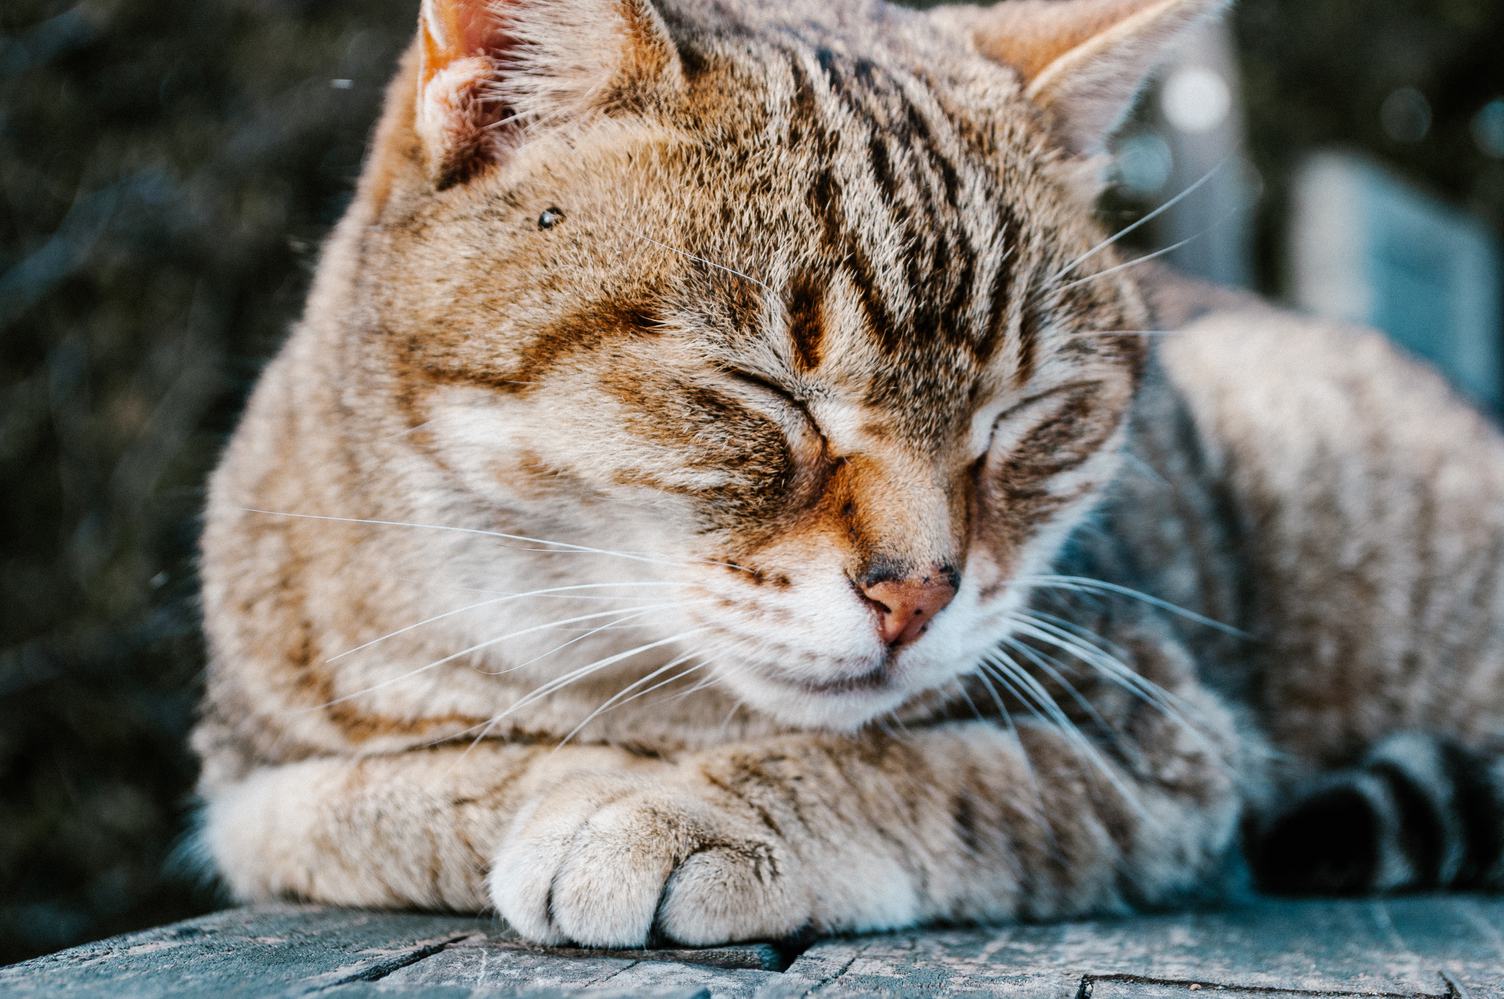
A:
[795,944,865,996]
[1077,972,1454,999]
[580,957,642,990]
[302,932,479,992]
[1439,969,1473,999]
[496,941,790,972]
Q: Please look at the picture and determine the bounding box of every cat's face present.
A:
[353,0,1181,729]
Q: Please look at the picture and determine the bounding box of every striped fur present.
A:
[1249,734,1504,893]
[194,0,1504,946]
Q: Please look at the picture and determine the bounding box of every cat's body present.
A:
[195,0,1504,944]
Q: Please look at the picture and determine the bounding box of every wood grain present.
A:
[2,897,1500,997]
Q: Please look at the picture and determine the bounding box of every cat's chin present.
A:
[714,663,916,731]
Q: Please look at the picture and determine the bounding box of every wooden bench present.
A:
[2,897,1500,996]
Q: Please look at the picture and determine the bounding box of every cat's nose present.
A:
[857,567,958,647]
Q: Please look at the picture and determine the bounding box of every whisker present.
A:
[982,652,1153,824]
[609,223,773,294]
[657,641,747,706]
[677,634,771,708]
[951,679,988,724]
[717,699,744,739]
[883,710,914,738]
[1055,202,1248,295]
[1007,614,1221,754]
[1009,614,1183,716]
[471,598,713,676]
[382,419,434,442]
[971,665,1058,843]
[670,670,724,702]
[1054,156,1230,282]
[1120,450,1172,488]
[1025,609,1134,660]
[969,662,1012,723]
[999,634,1119,741]
[495,606,667,675]
[445,626,712,771]
[238,507,746,572]
[553,647,728,751]
[329,581,680,662]
[1021,574,1244,635]
[300,600,700,713]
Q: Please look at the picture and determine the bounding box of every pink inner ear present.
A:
[418,0,523,186]
[454,1,517,60]
[422,0,518,84]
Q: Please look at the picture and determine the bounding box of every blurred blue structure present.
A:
[1290,153,1504,411]
[1115,19,1504,414]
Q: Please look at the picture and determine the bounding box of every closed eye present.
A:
[723,368,830,459]
[982,381,1098,457]
[726,369,814,421]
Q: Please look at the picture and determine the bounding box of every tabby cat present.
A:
[194,0,1504,946]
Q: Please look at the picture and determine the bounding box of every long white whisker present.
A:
[1021,574,1244,635]
[1009,615,1183,717]
[667,636,763,708]
[969,662,1012,723]
[1054,156,1230,281]
[1007,615,1220,755]
[498,607,664,675]
[301,601,700,713]
[980,668,1064,848]
[1026,609,1133,660]
[718,699,744,739]
[669,670,724,703]
[1056,203,1247,295]
[329,581,681,662]
[444,627,712,771]
[238,507,748,572]
[951,679,987,723]
[554,653,715,751]
[969,663,1059,844]
[1000,634,1122,747]
[619,227,772,294]
[983,652,1153,824]
[472,599,713,676]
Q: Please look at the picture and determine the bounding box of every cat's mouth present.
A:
[768,662,891,696]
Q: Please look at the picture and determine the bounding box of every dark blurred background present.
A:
[1,0,1501,966]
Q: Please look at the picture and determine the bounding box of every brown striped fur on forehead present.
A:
[340,0,1152,586]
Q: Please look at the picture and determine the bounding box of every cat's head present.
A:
[345,0,1220,729]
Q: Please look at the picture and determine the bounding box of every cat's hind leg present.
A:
[1247,732,1504,894]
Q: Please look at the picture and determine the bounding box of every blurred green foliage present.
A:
[1,0,1500,967]
[1,0,413,964]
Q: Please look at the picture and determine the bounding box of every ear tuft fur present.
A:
[941,0,1227,156]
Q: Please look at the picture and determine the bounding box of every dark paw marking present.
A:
[1248,785,1378,895]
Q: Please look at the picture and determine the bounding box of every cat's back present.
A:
[1128,272,1504,768]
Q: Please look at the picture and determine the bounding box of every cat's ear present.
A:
[945,0,1224,155]
[415,0,681,188]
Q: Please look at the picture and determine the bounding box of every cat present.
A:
[193,0,1504,947]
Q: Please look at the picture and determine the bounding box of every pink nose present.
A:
[858,569,958,647]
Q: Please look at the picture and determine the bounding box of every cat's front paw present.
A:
[490,772,808,947]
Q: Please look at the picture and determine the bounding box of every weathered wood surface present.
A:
[2,897,1501,998]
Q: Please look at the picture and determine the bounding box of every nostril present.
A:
[856,567,959,648]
